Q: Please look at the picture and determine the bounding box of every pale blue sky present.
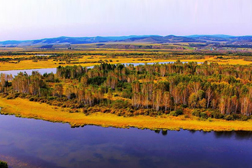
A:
[0,0,251,40]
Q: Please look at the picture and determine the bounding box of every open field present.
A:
[0,52,252,71]
[1,98,252,131]
[0,56,171,71]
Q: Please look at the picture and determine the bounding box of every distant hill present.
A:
[1,35,252,47]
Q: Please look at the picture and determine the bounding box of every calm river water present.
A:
[0,62,175,76]
[0,115,252,168]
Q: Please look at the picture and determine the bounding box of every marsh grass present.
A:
[0,98,252,131]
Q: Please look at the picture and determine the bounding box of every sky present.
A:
[0,0,252,41]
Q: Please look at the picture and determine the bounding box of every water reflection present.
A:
[0,115,251,168]
[214,131,252,140]
[0,62,175,76]
[161,130,167,136]
[0,68,57,76]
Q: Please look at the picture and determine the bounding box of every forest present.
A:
[1,61,252,121]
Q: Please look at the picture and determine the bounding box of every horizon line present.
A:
[1,34,252,42]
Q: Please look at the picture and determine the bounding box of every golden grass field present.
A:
[1,97,252,131]
[0,55,171,71]
[0,54,252,71]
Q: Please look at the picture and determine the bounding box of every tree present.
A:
[53,84,63,97]
[188,93,197,108]
[163,91,171,111]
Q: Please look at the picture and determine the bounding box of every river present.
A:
[0,115,251,168]
[0,62,176,76]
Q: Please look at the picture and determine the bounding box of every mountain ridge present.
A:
[1,35,252,46]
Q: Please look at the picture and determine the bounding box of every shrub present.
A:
[29,97,35,101]
[207,117,213,122]
[184,114,190,118]
[19,93,26,98]
[176,109,183,115]
[200,112,208,119]
[170,109,183,116]
[122,89,132,99]
[231,114,240,120]
[6,94,16,99]
[112,100,130,109]
[181,104,188,108]
[0,161,8,168]
[210,111,224,119]
[240,115,249,121]
[224,115,234,121]
[192,109,200,117]
[48,96,56,100]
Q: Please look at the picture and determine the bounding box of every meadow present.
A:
[0,44,252,71]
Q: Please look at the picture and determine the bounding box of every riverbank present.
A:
[0,98,252,131]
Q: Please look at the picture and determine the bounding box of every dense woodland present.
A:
[1,61,252,120]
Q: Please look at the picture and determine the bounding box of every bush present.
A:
[181,104,188,108]
[231,114,240,120]
[170,109,183,116]
[200,112,208,119]
[210,111,224,119]
[29,97,35,101]
[18,93,26,98]
[112,100,130,109]
[192,109,200,117]
[48,96,56,100]
[240,115,249,121]
[122,89,132,99]
[0,161,8,168]
[6,94,16,99]
[224,115,234,121]
[207,117,213,122]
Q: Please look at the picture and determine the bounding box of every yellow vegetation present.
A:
[0,98,252,131]
[0,55,170,71]
[0,56,251,71]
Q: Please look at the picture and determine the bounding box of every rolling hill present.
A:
[1,35,252,47]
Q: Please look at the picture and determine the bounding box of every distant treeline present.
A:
[214,44,252,48]
[1,51,252,64]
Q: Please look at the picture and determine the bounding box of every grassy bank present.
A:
[0,98,252,131]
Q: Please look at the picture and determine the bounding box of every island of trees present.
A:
[0,61,252,121]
